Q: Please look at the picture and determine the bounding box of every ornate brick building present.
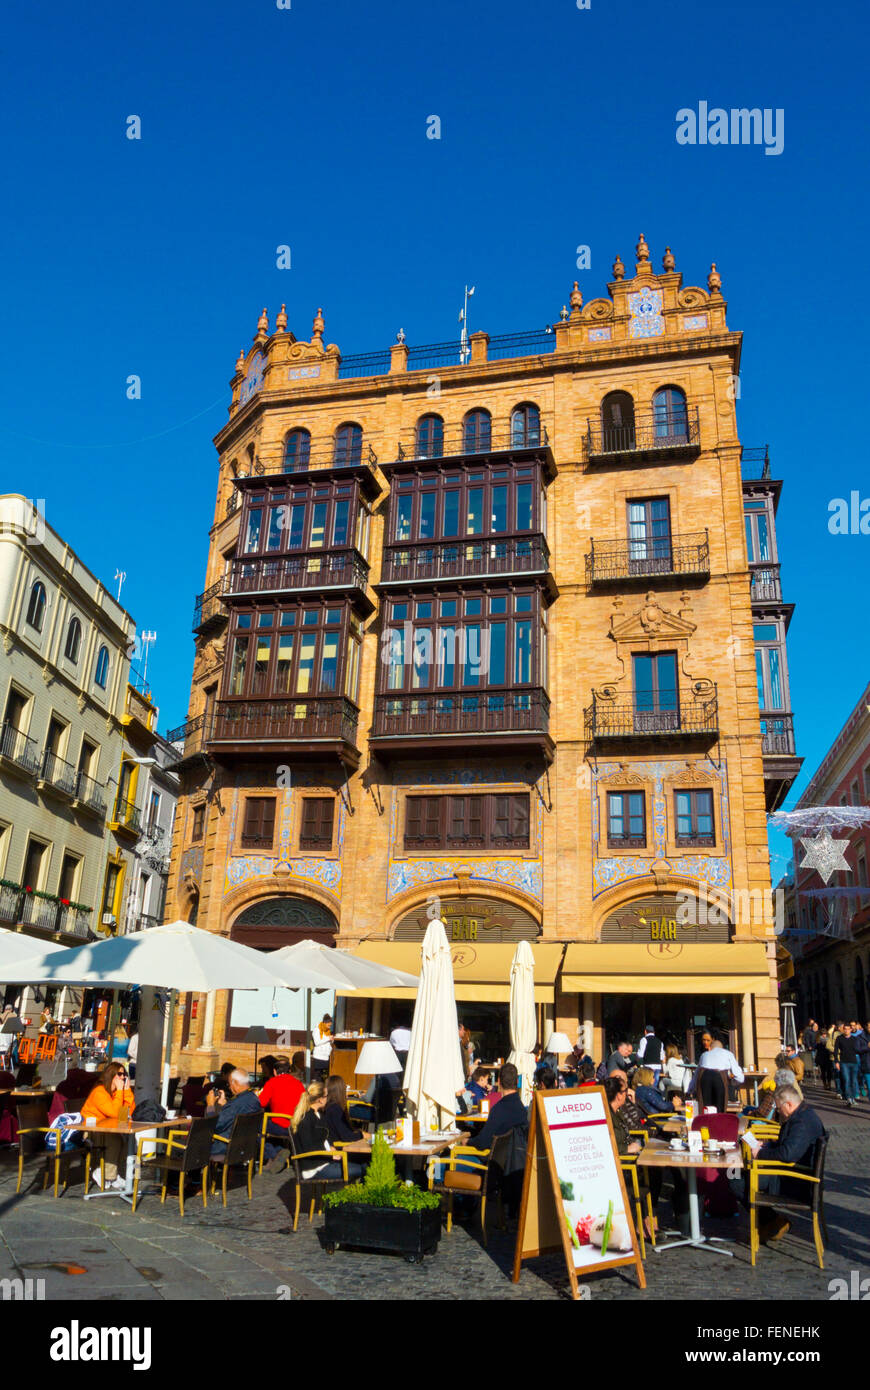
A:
[165,236,799,1074]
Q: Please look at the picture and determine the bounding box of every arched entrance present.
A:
[225,894,338,1043]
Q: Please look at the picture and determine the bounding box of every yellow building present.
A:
[166,237,799,1075]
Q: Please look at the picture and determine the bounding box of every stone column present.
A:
[740,992,756,1068]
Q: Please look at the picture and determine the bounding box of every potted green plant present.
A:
[322,1134,442,1263]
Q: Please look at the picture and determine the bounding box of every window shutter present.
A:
[512,794,530,844]
[493,795,510,840]
[261,797,276,844]
[423,797,442,841]
[467,795,483,843]
[405,797,424,843]
[301,797,333,848]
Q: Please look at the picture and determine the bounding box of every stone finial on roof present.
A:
[707,263,722,294]
[275,304,288,333]
[256,307,269,339]
[312,307,325,343]
[560,304,569,321]
[662,246,676,272]
[235,348,246,374]
[570,280,583,314]
[612,253,625,280]
[397,327,406,343]
[635,232,650,264]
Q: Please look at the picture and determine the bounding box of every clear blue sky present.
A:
[2,0,867,880]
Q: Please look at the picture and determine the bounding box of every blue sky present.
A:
[2,0,867,879]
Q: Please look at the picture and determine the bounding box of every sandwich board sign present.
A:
[512,1086,645,1296]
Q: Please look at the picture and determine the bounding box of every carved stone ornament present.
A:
[177,871,201,923]
[602,763,645,788]
[41,662,53,686]
[707,263,722,294]
[612,254,625,280]
[77,691,87,713]
[635,232,650,264]
[678,287,709,309]
[235,348,246,374]
[662,246,676,272]
[610,591,697,644]
[664,759,713,787]
[275,304,288,333]
[570,280,583,314]
[256,307,269,339]
[3,632,13,655]
[583,298,614,322]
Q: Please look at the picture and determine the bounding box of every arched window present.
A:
[600,391,635,451]
[463,408,492,454]
[64,616,82,663]
[94,645,110,689]
[415,413,444,459]
[653,385,689,442]
[333,422,363,465]
[283,428,311,471]
[511,402,541,447]
[25,580,46,632]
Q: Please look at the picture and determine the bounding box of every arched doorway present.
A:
[225,894,338,1043]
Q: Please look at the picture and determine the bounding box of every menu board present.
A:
[513,1086,645,1297]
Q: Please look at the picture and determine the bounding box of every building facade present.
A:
[781,681,870,1026]
[166,237,800,1075]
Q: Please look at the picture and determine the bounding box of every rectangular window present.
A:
[310,501,328,549]
[607,791,646,848]
[275,633,294,692]
[442,491,460,538]
[419,491,437,540]
[230,636,248,695]
[319,632,339,691]
[287,504,305,550]
[296,634,316,693]
[489,622,507,686]
[266,508,283,551]
[299,797,335,851]
[244,509,262,554]
[633,652,679,728]
[58,852,80,902]
[241,797,275,849]
[674,789,715,846]
[251,634,272,695]
[466,488,483,536]
[514,620,532,684]
[851,779,860,807]
[191,805,205,841]
[515,482,533,532]
[627,497,671,568]
[491,486,508,534]
[395,494,413,542]
[148,790,160,831]
[404,793,530,851]
[332,499,350,547]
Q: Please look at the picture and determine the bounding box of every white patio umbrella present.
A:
[402,919,466,1132]
[0,929,67,964]
[507,939,536,1105]
[270,938,419,1080]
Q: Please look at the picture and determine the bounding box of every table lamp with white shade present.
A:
[545,1032,574,1074]
[355,1039,403,1130]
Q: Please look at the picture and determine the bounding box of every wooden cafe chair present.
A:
[258,1112,296,1174]
[209,1112,262,1207]
[132,1116,217,1217]
[286,1131,349,1231]
[746,1131,829,1269]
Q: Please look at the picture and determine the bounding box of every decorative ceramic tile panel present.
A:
[628,287,665,339]
[223,784,343,899]
[588,327,612,343]
[682,314,708,332]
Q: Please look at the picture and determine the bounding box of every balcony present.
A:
[391,422,554,469]
[248,441,379,479]
[208,696,360,767]
[741,446,771,481]
[129,912,160,933]
[73,771,107,818]
[37,750,79,800]
[0,723,40,778]
[750,563,783,603]
[760,712,802,812]
[586,532,709,587]
[0,884,93,941]
[584,408,701,466]
[380,534,553,590]
[226,550,373,612]
[369,687,553,760]
[193,579,227,634]
[584,693,719,745]
[166,714,212,768]
[110,797,142,838]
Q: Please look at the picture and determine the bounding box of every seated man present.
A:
[461,1062,528,1216]
[742,1084,826,1243]
[633,1066,684,1118]
[211,1068,263,1156]
[465,1066,493,1106]
[606,1040,636,1075]
[258,1056,305,1168]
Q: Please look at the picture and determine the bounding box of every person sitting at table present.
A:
[606,1040,636,1075]
[634,1066,684,1118]
[258,1055,279,1084]
[466,1066,493,1106]
[289,1051,306,1081]
[80,1061,135,1190]
[535,1065,557,1091]
[323,1074,364,1146]
[577,1059,597,1087]
[210,1068,263,1156]
[610,1070,646,1133]
[259,1057,306,1169]
[290,1082,363,1181]
[662,1043,692,1096]
[605,1077,663,1239]
[740,1085,825,1243]
[461,1063,529,1216]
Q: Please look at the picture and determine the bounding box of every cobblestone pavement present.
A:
[0,1085,866,1302]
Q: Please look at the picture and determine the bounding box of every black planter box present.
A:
[322,1202,441,1262]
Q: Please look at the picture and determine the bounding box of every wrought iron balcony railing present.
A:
[586,531,709,585]
[74,771,107,817]
[761,712,796,756]
[112,798,142,836]
[193,579,227,633]
[0,723,40,776]
[585,693,719,741]
[0,884,93,939]
[226,550,370,597]
[741,446,771,481]
[371,687,550,740]
[247,441,379,478]
[380,534,550,585]
[165,714,211,766]
[39,750,79,798]
[584,407,701,463]
[210,696,359,747]
[394,421,550,463]
[750,563,783,603]
[225,491,239,516]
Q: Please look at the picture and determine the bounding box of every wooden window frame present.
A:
[673,788,715,848]
[403,792,530,852]
[240,796,276,850]
[191,804,205,842]
[238,478,362,559]
[298,796,336,853]
[606,791,647,849]
[388,461,544,545]
[225,600,354,702]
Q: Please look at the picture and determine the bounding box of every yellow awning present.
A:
[560,943,772,995]
[339,942,565,1003]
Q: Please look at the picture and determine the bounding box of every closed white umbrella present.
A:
[508,939,536,1105]
[403,919,466,1132]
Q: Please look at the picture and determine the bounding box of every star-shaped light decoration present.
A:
[799,830,852,884]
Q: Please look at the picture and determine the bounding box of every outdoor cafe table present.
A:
[66,1117,192,1206]
[738,1071,766,1107]
[341,1133,464,1160]
[637,1136,744,1258]
[658,1114,749,1138]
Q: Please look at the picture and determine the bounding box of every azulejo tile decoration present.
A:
[388,857,543,901]
[588,327,612,343]
[682,314,708,332]
[225,854,342,897]
[591,758,732,896]
[628,287,665,339]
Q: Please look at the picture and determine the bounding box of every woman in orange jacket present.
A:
[81,1061,134,1188]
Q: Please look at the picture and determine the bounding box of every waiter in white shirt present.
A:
[311,1013,334,1080]
[690,1034,744,1109]
[389,1021,411,1073]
